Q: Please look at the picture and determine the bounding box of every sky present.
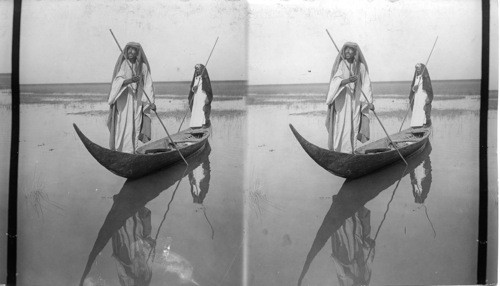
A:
[248,0,486,84]
[16,0,247,84]
[0,1,13,73]
[0,0,497,87]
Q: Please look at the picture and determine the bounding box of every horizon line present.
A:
[13,78,482,86]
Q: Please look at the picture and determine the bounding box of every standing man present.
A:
[188,64,213,128]
[409,63,433,127]
[107,42,156,153]
[325,42,374,153]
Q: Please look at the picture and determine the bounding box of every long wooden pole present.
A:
[178,36,219,132]
[326,29,407,165]
[109,29,188,165]
[398,36,438,132]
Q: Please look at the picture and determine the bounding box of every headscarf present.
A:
[329,42,369,81]
[188,64,213,110]
[111,42,152,81]
[409,63,433,104]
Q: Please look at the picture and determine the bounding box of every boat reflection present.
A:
[298,143,432,286]
[79,144,212,286]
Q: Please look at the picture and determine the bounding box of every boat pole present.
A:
[326,29,407,165]
[109,29,188,165]
[177,36,219,132]
[398,36,438,132]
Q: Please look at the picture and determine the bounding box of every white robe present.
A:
[326,61,372,153]
[189,76,207,128]
[108,61,154,153]
[410,75,428,127]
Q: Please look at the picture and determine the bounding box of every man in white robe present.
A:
[325,42,374,153]
[409,63,433,127]
[107,42,156,153]
[188,64,213,128]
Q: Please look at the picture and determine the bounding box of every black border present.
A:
[7,0,21,285]
[478,0,490,284]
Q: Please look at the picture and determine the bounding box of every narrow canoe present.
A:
[73,123,210,179]
[289,124,431,179]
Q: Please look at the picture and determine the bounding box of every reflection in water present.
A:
[189,154,211,204]
[410,157,432,204]
[330,206,374,286]
[79,144,212,286]
[298,144,432,286]
[409,156,436,237]
[188,151,215,239]
[111,207,154,286]
[155,236,199,285]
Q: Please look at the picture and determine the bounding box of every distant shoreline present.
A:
[0,74,495,93]
[18,79,485,87]
[0,73,483,86]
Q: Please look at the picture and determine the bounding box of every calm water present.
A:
[0,79,496,285]
[12,82,247,286]
[245,82,483,286]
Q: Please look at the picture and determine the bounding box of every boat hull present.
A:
[289,124,430,179]
[73,123,210,179]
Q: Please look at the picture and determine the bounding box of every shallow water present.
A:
[0,89,11,283]
[12,86,246,286]
[0,80,496,285]
[245,95,481,285]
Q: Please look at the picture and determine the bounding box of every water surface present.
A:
[1,79,495,285]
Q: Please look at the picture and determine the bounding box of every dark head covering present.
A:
[188,64,213,110]
[330,42,369,80]
[409,63,433,103]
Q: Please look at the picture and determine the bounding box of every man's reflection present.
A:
[298,144,432,286]
[79,144,211,286]
[111,206,154,286]
[188,148,215,239]
[409,155,435,237]
[410,156,432,204]
[330,205,374,286]
[189,154,211,204]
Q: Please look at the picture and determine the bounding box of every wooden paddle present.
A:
[109,29,188,165]
[398,36,438,132]
[326,29,408,165]
[177,36,219,132]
